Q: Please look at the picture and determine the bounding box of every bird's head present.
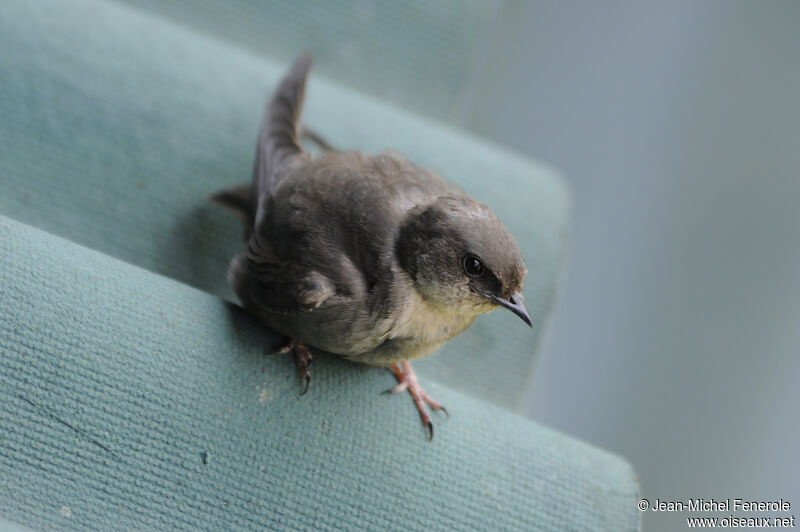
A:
[397,196,531,327]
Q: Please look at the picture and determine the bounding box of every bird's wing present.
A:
[254,53,312,221]
[241,233,337,315]
[236,54,362,317]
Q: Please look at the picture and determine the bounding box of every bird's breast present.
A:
[388,287,477,350]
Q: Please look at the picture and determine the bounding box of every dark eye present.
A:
[462,255,484,278]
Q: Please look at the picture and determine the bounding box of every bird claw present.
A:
[381,381,409,395]
[277,343,292,355]
[290,339,312,396]
[386,361,447,440]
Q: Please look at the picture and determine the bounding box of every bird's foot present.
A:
[287,339,312,395]
[384,361,447,440]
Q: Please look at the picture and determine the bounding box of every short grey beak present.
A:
[492,291,533,328]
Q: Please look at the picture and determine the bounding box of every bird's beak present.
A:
[491,291,533,328]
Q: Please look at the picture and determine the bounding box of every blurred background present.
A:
[114,0,799,528]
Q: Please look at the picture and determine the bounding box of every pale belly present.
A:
[343,290,481,366]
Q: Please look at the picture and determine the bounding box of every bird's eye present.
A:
[462,255,484,278]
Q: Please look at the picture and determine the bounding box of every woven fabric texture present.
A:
[0,0,641,529]
[117,0,501,123]
[0,0,570,411]
[0,519,34,532]
[0,217,639,531]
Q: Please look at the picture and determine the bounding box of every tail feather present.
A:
[210,185,253,218]
[210,184,255,239]
[255,53,312,206]
[212,53,313,239]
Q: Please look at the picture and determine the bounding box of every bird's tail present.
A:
[254,52,312,204]
[211,53,313,239]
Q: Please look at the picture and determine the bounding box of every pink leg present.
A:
[385,361,447,440]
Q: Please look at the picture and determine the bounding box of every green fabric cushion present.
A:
[118,0,501,123]
[0,1,641,528]
[0,0,570,410]
[0,216,639,531]
[0,519,34,532]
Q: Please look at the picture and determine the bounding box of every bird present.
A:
[213,53,532,439]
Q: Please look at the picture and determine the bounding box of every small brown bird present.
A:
[213,54,531,439]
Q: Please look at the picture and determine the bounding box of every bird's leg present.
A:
[384,361,447,440]
[288,339,312,395]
